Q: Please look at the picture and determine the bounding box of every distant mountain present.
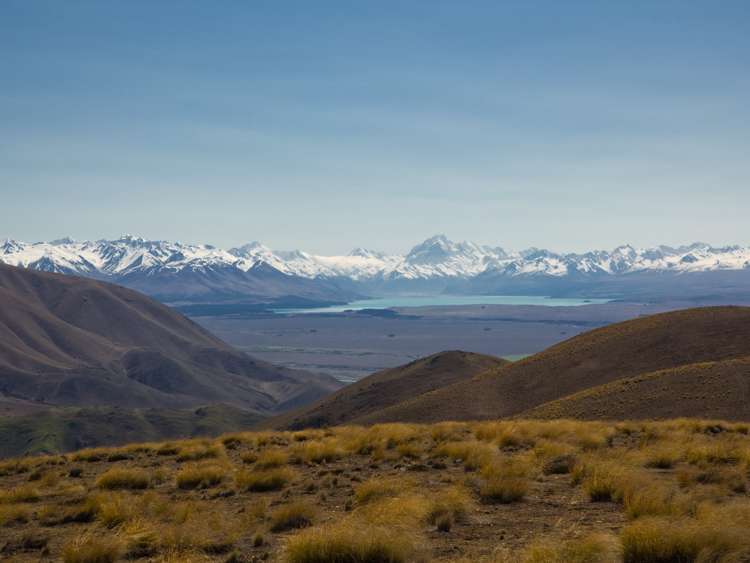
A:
[0,263,341,414]
[3,235,750,303]
[351,307,750,424]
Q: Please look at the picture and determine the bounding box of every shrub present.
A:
[176,464,226,490]
[285,523,414,563]
[62,533,124,563]
[269,501,317,532]
[96,468,151,490]
[235,468,295,492]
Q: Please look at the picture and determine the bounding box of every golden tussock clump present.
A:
[269,501,317,532]
[175,463,227,490]
[285,522,416,563]
[235,467,295,492]
[95,468,152,490]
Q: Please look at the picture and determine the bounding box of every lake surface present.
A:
[274,294,611,314]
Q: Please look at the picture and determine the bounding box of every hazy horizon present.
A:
[3,1,749,254]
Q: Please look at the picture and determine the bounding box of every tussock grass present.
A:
[426,485,471,530]
[176,442,224,461]
[235,467,295,492]
[176,463,227,490]
[292,439,343,464]
[354,477,405,505]
[96,467,152,490]
[434,440,497,471]
[621,515,750,563]
[70,447,111,463]
[62,533,124,563]
[269,501,317,532]
[0,504,31,526]
[491,532,621,563]
[254,448,289,469]
[285,522,415,563]
[0,484,40,503]
[479,458,531,504]
[92,492,135,527]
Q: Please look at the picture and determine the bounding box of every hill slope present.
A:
[524,357,750,421]
[0,264,340,414]
[358,307,750,423]
[265,351,508,430]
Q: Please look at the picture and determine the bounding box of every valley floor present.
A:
[2,419,750,562]
[194,301,682,382]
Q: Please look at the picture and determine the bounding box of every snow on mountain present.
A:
[2,235,750,284]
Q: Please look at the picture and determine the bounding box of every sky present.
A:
[1,1,748,254]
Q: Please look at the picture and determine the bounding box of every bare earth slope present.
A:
[0,264,340,414]
[265,351,508,430]
[359,307,750,423]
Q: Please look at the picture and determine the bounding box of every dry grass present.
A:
[354,477,405,505]
[62,532,124,563]
[285,522,415,563]
[254,448,289,469]
[4,419,750,561]
[235,467,295,492]
[176,463,227,489]
[176,442,224,461]
[0,484,40,503]
[95,467,152,490]
[269,501,317,532]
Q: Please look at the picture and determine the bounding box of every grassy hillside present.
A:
[524,357,750,421]
[358,307,750,424]
[266,351,507,430]
[0,406,265,458]
[3,419,750,561]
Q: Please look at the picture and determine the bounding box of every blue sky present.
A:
[1,1,748,254]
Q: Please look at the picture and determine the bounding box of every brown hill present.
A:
[356,307,750,424]
[0,264,340,414]
[265,351,507,430]
[523,357,750,421]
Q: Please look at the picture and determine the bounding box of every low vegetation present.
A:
[2,419,750,561]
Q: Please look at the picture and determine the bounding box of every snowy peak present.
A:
[1,236,750,284]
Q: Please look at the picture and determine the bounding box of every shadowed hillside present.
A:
[266,351,507,430]
[0,264,340,414]
[354,307,750,424]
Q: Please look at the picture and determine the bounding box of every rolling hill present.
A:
[524,357,750,421]
[265,351,508,430]
[0,263,341,414]
[348,307,750,424]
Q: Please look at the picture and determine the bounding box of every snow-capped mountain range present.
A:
[2,234,750,303]
[3,234,749,280]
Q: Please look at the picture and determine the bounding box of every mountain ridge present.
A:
[4,235,750,303]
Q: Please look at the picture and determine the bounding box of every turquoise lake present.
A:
[274,294,611,314]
